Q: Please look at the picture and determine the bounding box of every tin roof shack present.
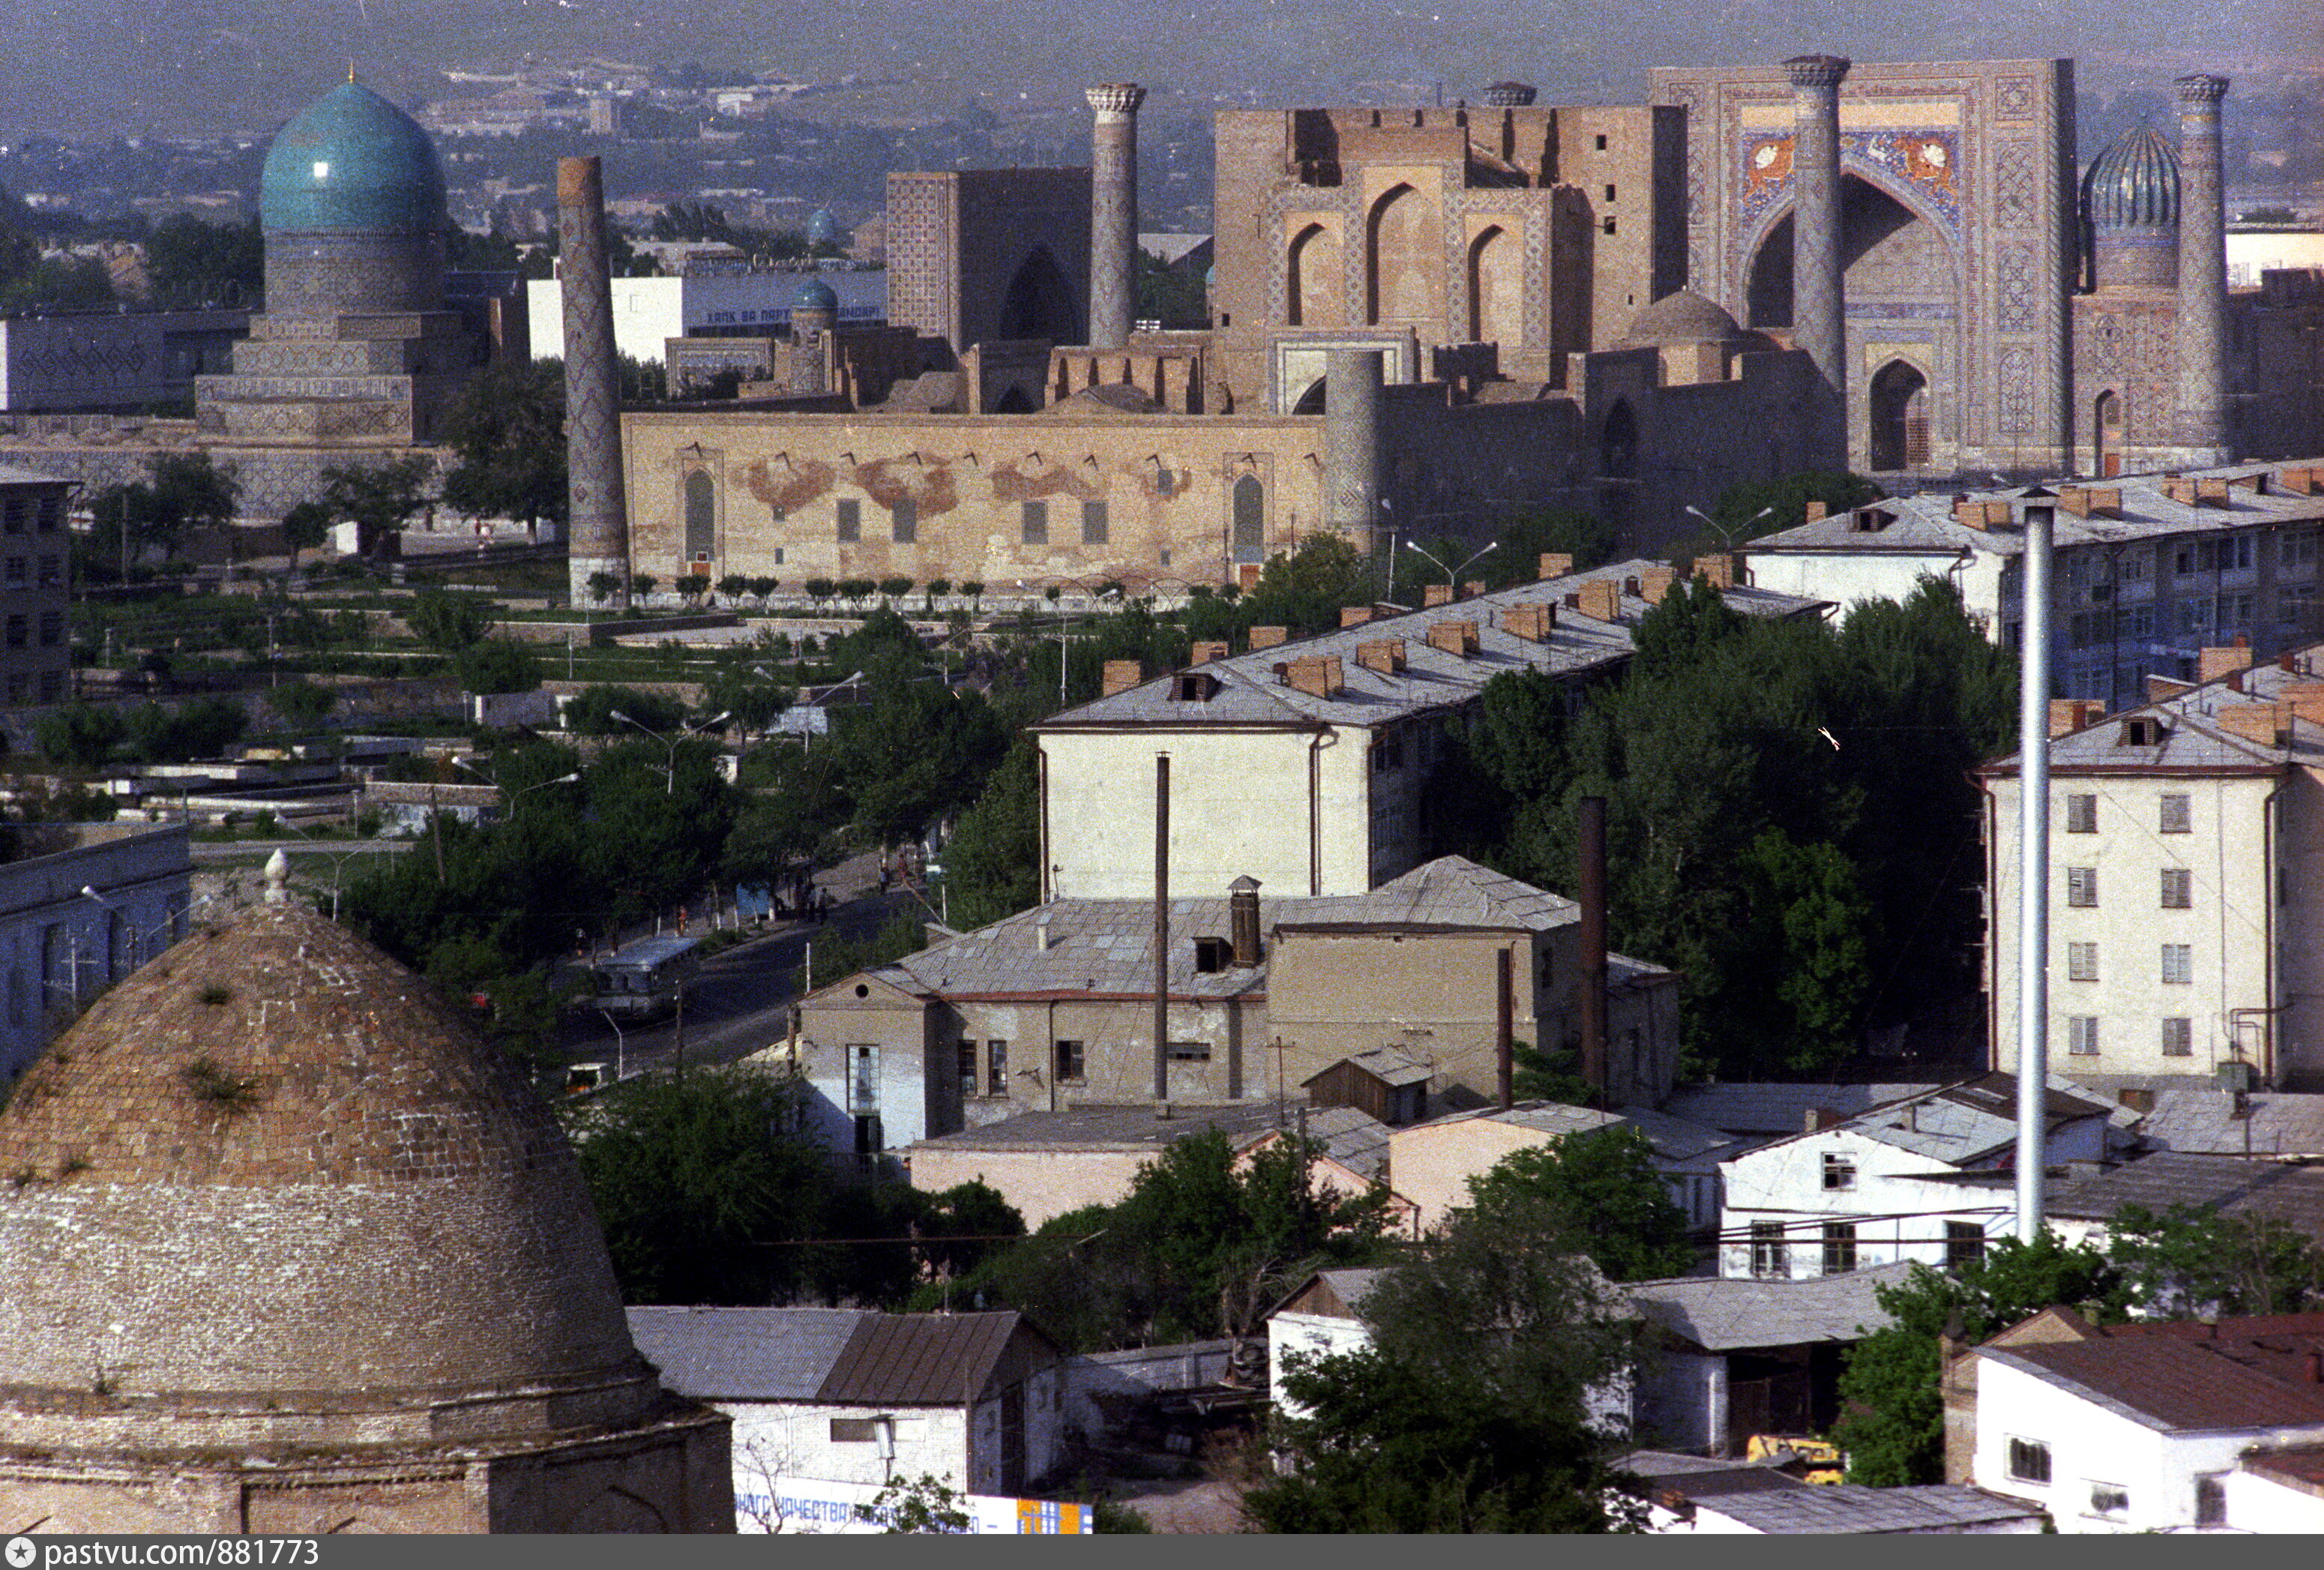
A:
[1716,1074,2129,1281]
[1265,1267,1394,1422]
[905,1100,1400,1230]
[1626,1263,1912,1457]
[1952,1308,2324,1532]
[627,1307,1068,1512]
[1623,1450,2045,1535]
[1388,1098,1744,1235]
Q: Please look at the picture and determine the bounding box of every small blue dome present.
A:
[2083,127,2179,230]
[259,82,448,235]
[792,277,838,312]
[804,208,841,246]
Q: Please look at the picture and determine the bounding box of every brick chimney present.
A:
[1697,553,1739,590]
[1462,580,1487,599]
[1423,584,1454,608]
[1804,500,1828,522]
[1538,552,1574,580]
[2199,642,2256,684]
[1640,565,1676,604]
[1340,605,1373,628]
[2218,700,2291,748]
[1354,637,1408,674]
[1247,625,1289,651]
[1102,659,1144,697]
[1189,640,1229,665]
[1427,621,1480,656]
[2048,698,2101,736]
[1284,655,1343,697]
[1502,602,1556,642]
[1574,579,1622,620]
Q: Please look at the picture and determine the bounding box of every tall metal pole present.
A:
[1154,754,1170,1103]
[2015,493,2056,1242]
[1578,795,1610,1105]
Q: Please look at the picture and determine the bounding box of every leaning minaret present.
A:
[1086,82,1146,352]
[1786,54,1851,472]
[560,156,628,609]
[2174,73,2232,466]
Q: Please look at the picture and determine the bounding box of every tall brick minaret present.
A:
[2174,73,2232,466]
[1786,54,1851,471]
[1086,82,1146,352]
[559,156,628,608]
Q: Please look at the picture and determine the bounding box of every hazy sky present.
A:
[2,0,2313,139]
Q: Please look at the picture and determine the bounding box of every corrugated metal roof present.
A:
[1697,1484,2046,1533]
[1305,1046,1434,1089]
[1664,1083,1947,1137]
[2138,1088,2324,1158]
[1628,1261,1914,1352]
[816,1311,1031,1407]
[1032,559,1823,734]
[626,1306,870,1401]
[1993,1333,2324,1432]
[2045,1149,2324,1232]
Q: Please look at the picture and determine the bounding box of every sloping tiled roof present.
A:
[626,1306,870,1401]
[1628,1262,1914,1352]
[1987,1313,2324,1432]
[1664,1082,1947,1137]
[1032,559,1823,734]
[2137,1089,2324,1158]
[2046,1149,2324,1232]
[816,1311,1034,1406]
[1984,641,2324,776]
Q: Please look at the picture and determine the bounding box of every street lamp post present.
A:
[1684,504,1774,553]
[1403,539,1497,592]
[610,709,730,795]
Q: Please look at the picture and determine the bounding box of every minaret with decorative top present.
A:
[1086,82,1147,352]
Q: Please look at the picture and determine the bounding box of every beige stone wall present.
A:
[1386,1117,1548,1233]
[950,996,1257,1113]
[909,1143,1152,1229]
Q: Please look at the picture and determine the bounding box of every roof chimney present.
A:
[1340,605,1374,628]
[1247,625,1289,652]
[1102,658,1144,697]
[1423,583,1454,608]
[1189,640,1229,665]
[1538,552,1574,580]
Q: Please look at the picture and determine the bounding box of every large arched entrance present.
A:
[1869,360,1930,472]
[1288,223,1340,328]
[1746,175,1954,329]
[999,245,1076,341]
[1367,184,1429,325]
[1467,225,1521,346]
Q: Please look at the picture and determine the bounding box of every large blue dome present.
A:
[791,277,838,312]
[259,82,448,235]
[2083,127,2179,231]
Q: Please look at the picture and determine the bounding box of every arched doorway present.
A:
[1600,400,1638,480]
[1467,225,1520,346]
[1231,474,1265,567]
[1288,223,1340,328]
[2094,390,2125,477]
[1290,379,1328,415]
[1367,184,1427,325]
[682,470,715,564]
[999,245,1075,340]
[1869,360,1930,472]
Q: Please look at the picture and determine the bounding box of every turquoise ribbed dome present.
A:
[792,277,838,311]
[2083,127,2179,230]
[804,208,840,246]
[259,82,448,235]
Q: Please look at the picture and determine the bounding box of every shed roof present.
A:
[1628,1261,1913,1352]
[624,1306,1045,1407]
[1984,1312,2324,1433]
[2046,1149,2324,1233]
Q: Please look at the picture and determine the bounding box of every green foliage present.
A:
[1244,1197,1642,1534]
[439,358,568,535]
[564,685,688,735]
[1461,1127,1694,1283]
[855,1474,972,1535]
[406,589,497,655]
[1834,1234,2129,1486]
[2105,1203,2324,1317]
[1712,470,1884,541]
[1474,508,1621,589]
[1134,247,1208,329]
[1093,1500,1154,1533]
[143,214,265,307]
[87,451,241,570]
[456,639,544,696]
[279,500,332,572]
[316,457,433,555]
[940,736,1041,929]
[1247,533,1374,635]
[585,571,624,606]
[35,705,126,769]
[121,698,247,764]
[269,679,336,727]
[917,1128,1395,1351]
[796,912,926,996]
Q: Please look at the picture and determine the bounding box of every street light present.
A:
[610,709,730,795]
[1684,505,1773,551]
[451,757,582,816]
[1403,538,1497,591]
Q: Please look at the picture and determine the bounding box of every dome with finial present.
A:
[792,277,838,313]
[0,898,662,1449]
[804,208,841,246]
[2083,127,2179,230]
[1619,289,1754,349]
[259,79,449,235]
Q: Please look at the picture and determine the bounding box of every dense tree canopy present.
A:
[439,358,568,538]
[1462,1127,1694,1283]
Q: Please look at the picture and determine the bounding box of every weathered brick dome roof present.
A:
[0,894,661,1453]
[1619,289,1756,349]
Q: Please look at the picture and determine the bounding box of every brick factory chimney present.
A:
[559,157,628,609]
[1086,83,1146,352]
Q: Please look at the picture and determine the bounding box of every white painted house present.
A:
[626,1306,1068,1524]
[1957,1307,2324,1533]
[1715,1074,2127,1281]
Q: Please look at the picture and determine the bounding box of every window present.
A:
[0,499,19,535]
[1594,133,1607,151]
[1081,500,1108,545]
[37,671,58,703]
[35,554,55,585]
[958,1041,979,1101]
[2068,1016,2101,1056]
[34,498,55,532]
[1601,216,1617,235]
[2194,1474,2227,1527]
[2065,793,2098,832]
[2161,1017,2194,1057]
[3,556,20,584]
[1821,1222,1857,1276]
[37,610,59,646]
[1750,1221,1788,1279]
[2161,943,2192,984]
[2086,1482,2129,1520]
[2068,942,2100,982]
[2285,532,2320,572]
[890,498,916,543]
[1191,936,1229,973]
[1821,1152,1855,1191]
[1020,500,1048,546]
[2066,867,2098,906]
[4,614,22,649]
[2218,591,2254,628]
[2161,867,2193,908]
[2228,535,2256,571]
[1053,1039,1085,1083]
[830,1419,881,1443]
[835,498,861,542]
[2006,1438,2052,1485]
[1946,1220,1986,1270]
[987,1039,1008,1097]
[846,1044,879,1116]
[2178,598,2212,634]
[1166,1041,1211,1062]
[2159,794,2191,833]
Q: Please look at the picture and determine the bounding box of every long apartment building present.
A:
[0,464,71,711]
[1981,639,2324,1092]
[1743,457,2324,715]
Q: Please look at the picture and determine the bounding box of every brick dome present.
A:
[0,897,662,1454]
[1619,289,1752,349]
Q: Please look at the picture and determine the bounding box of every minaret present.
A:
[1323,349,1384,555]
[1085,82,1146,352]
[559,156,628,609]
[1785,54,1851,471]
[2174,73,2232,466]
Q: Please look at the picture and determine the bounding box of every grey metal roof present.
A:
[816,1311,1033,1407]
[2138,1088,2324,1158]
[843,855,1605,1003]
[1664,1082,1947,1137]
[1628,1261,1915,1352]
[909,1098,1391,1171]
[1741,1074,2114,1168]
[1986,642,2324,774]
[1692,1484,2047,1533]
[1032,559,1824,735]
[1746,459,2324,563]
[1305,1045,1433,1089]
[626,1306,870,1401]
[1313,1266,1394,1320]
[2045,1149,2324,1232]
[1397,1098,1737,1169]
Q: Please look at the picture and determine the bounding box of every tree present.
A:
[406,589,496,655]
[439,358,567,541]
[1834,1234,2130,1486]
[1247,533,1373,635]
[317,457,432,557]
[2105,1203,2324,1317]
[457,639,544,696]
[585,570,624,607]
[855,1474,972,1534]
[1478,508,1621,588]
[143,214,264,307]
[270,679,336,727]
[1244,1196,1643,1533]
[35,704,124,769]
[280,500,332,580]
[565,684,689,735]
[1461,1127,1694,1283]
[940,736,1041,929]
